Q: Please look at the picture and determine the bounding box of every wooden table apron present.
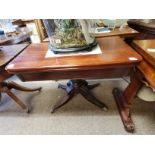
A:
[6,37,142,82]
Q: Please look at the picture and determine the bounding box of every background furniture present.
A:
[12,19,47,43]
[0,44,41,112]
[6,37,142,116]
[113,19,155,132]
[43,25,141,42]
[127,19,155,40]
[128,19,155,35]
[0,28,31,46]
[132,39,155,89]
[95,26,139,38]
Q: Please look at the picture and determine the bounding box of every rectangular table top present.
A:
[6,37,142,74]
[0,44,29,67]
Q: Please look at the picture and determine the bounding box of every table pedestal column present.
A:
[113,71,143,132]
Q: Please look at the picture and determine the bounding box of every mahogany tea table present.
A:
[6,37,142,131]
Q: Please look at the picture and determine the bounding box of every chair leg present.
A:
[7,81,42,92]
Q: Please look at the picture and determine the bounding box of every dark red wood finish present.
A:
[0,44,41,112]
[5,37,143,125]
[6,37,142,82]
[113,39,155,132]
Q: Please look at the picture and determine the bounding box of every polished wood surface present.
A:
[113,70,143,132]
[0,44,29,67]
[128,19,155,35]
[15,67,134,81]
[130,39,155,89]
[95,26,139,38]
[132,39,155,67]
[6,37,142,78]
[113,39,155,132]
[0,44,41,112]
[137,61,155,88]
[131,39,155,89]
[0,44,29,83]
[6,37,142,129]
